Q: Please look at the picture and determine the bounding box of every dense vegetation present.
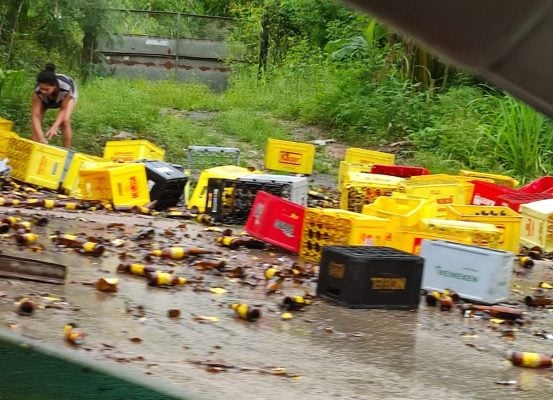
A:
[1,0,552,182]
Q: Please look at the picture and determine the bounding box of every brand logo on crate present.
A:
[278,151,302,165]
[436,196,454,204]
[370,277,406,290]
[473,194,496,206]
[328,262,345,279]
[129,176,139,198]
[274,219,294,237]
[435,265,478,282]
[36,156,47,175]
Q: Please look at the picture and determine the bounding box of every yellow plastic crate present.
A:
[300,208,389,261]
[0,130,18,158]
[338,161,373,187]
[362,196,438,228]
[445,204,521,253]
[340,173,405,213]
[0,117,14,132]
[103,140,165,162]
[264,138,315,175]
[61,153,112,198]
[344,147,395,165]
[7,137,68,190]
[78,163,150,207]
[459,169,519,188]
[398,174,466,217]
[394,219,501,254]
[519,199,553,252]
[188,165,256,213]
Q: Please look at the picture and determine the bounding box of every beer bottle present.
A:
[524,295,553,307]
[0,223,10,233]
[51,233,105,256]
[439,295,454,311]
[264,266,281,280]
[14,221,32,232]
[194,259,226,270]
[507,351,553,368]
[230,303,261,322]
[266,276,285,294]
[217,236,265,250]
[425,291,441,307]
[151,246,213,259]
[14,232,38,245]
[166,210,194,219]
[64,323,85,345]
[282,295,311,311]
[0,198,20,207]
[518,256,534,268]
[460,304,523,320]
[146,271,187,287]
[195,214,213,225]
[117,263,155,276]
[2,215,19,226]
[31,215,48,226]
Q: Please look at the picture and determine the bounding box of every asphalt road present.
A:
[0,208,552,400]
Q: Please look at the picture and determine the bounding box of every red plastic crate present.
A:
[496,192,552,212]
[518,176,553,194]
[245,191,306,253]
[471,180,517,206]
[370,164,430,178]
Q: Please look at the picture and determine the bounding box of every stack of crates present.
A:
[205,174,308,224]
[7,137,68,190]
[264,138,315,175]
[445,204,521,254]
[78,163,150,207]
[340,172,405,213]
[300,208,389,261]
[103,140,165,162]
[141,160,188,209]
[338,147,395,188]
[519,198,553,251]
[188,165,255,213]
[398,174,466,217]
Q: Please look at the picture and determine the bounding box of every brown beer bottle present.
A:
[230,303,261,322]
[524,295,553,307]
[51,233,105,256]
[2,215,19,226]
[149,246,212,260]
[14,232,38,245]
[282,295,312,311]
[14,221,32,232]
[507,351,553,368]
[460,303,523,320]
[117,263,155,276]
[217,236,265,250]
[146,271,187,287]
[194,259,226,270]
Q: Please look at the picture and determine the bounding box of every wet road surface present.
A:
[0,208,552,400]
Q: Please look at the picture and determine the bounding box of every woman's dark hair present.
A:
[36,63,58,86]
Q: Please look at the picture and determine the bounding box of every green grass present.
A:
[3,59,553,182]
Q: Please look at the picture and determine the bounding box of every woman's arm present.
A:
[45,94,71,139]
[31,93,47,144]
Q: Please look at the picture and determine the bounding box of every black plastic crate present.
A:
[317,246,424,310]
[205,178,293,224]
[140,161,188,209]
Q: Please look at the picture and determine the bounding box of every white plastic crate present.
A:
[420,240,514,304]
